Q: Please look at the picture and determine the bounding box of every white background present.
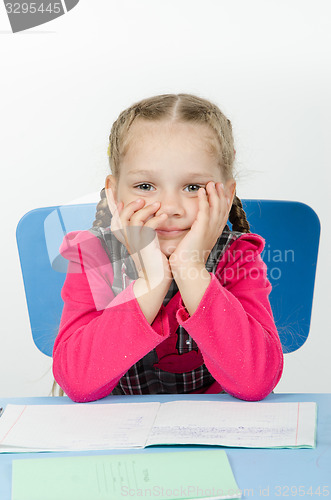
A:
[0,0,330,397]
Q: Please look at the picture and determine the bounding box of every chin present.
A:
[160,243,177,258]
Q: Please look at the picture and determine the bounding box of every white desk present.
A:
[0,393,330,499]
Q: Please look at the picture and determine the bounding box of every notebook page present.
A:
[12,449,241,500]
[145,401,316,448]
[0,402,160,452]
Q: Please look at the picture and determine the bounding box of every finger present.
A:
[105,184,130,224]
[133,213,169,254]
[212,182,228,215]
[216,182,231,208]
[206,184,221,230]
[206,181,222,211]
[199,185,225,238]
[125,203,167,253]
[196,187,210,221]
[112,198,145,234]
[144,212,168,230]
[129,201,162,225]
[120,198,145,222]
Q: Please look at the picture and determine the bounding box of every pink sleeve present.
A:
[52,231,170,402]
[176,234,284,401]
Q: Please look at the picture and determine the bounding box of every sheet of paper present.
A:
[0,402,160,452]
[145,401,317,448]
[11,449,241,500]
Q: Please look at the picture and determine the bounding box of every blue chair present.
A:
[16,200,320,357]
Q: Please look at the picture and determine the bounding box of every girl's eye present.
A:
[135,183,154,191]
[185,184,203,192]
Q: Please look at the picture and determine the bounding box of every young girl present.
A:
[53,93,283,402]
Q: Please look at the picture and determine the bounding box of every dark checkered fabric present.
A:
[89,224,243,395]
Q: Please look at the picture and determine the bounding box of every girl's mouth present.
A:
[156,229,188,237]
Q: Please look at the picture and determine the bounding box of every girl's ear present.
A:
[105,175,118,216]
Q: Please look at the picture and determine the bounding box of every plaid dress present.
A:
[89,224,243,395]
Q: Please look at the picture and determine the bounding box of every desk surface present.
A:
[0,393,330,499]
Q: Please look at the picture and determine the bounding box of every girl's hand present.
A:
[168,181,231,275]
[107,195,173,290]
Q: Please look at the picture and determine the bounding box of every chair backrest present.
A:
[16,200,320,357]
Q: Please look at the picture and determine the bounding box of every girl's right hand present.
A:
[109,197,173,291]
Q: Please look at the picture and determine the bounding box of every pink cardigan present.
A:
[53,230,283,402]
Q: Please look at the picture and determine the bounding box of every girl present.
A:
[53,93,283,402]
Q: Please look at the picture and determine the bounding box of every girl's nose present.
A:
[155,192,185,217]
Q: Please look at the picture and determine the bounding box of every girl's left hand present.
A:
[168,181,231,274]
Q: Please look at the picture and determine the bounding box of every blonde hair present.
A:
[93,93,250,233]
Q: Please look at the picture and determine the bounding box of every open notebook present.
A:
[0,400,317,453]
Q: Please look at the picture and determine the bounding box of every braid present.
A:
[92,188,112,228]
[229,194,250,233]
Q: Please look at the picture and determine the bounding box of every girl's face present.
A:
[106,120,235,257]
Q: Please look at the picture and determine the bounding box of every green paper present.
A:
[12,449,241,500]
